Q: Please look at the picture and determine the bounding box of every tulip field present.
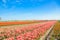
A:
[0,20,47,26]
[49,21,60,40]
[0,21,56,40]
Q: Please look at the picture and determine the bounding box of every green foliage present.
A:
[58,20,60,22]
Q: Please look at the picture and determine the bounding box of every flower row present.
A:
[0,21,56,40]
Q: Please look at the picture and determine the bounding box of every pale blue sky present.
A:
[0,0,60,20]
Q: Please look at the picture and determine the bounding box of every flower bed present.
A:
[0,21,56,40]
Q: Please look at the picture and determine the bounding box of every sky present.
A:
[0,0,60,20]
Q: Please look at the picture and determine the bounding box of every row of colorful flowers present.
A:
[0,21,56,40]
[0,20,47,26]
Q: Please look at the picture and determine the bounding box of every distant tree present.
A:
[0,17,1,20]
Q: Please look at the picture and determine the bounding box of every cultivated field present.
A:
[0,20,56,40]
[0,20,47,26]
[49,21,60,40]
